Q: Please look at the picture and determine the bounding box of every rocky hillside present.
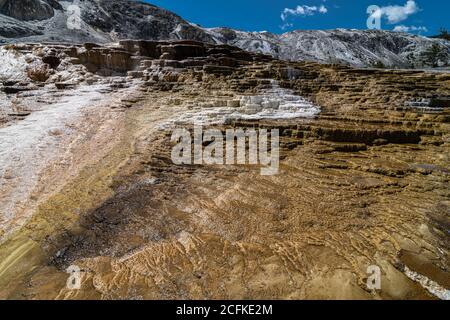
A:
[0,0,449,68]
[209,27,450,68]
[0,0,214,43]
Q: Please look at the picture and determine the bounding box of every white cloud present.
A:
[319,5,328,14]
[281,23,294,30]
[372,0,420,24]
[393,25,428,33]
[281,4,329,21]
[393,25,410,32]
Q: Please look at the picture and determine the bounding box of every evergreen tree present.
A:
[434,28,450,41]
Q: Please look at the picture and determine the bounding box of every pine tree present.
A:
[435,28,450,41]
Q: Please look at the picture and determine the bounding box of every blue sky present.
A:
[146,0,449,35]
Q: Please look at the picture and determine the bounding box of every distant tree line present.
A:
[417,28,450,68]
[431,28,450,41]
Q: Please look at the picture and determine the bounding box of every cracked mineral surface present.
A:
[0,40,449,300]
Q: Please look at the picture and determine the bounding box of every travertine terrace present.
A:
[0,40,449,299]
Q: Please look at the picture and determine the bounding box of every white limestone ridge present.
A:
[166,80,320,127]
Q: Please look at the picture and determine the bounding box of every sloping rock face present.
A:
[81,0,213,42]
[0,14,43,38]
[0,40,449,300]
[0,1,449,68]
[0,0,57,21]
[0,0,215,43]
[208,28,450,68]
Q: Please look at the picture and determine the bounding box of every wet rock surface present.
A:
[0,40,449,300]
